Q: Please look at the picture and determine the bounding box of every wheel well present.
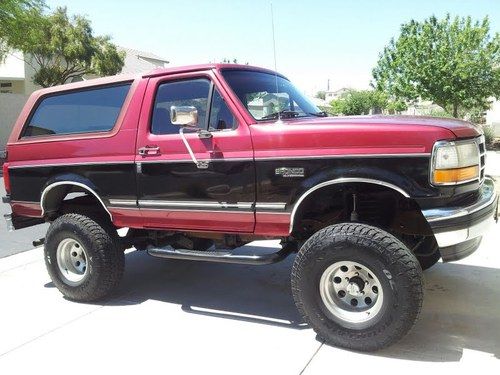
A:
[41,182,112,222]
[291,182,435,253]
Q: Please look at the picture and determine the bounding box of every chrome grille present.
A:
[478,135,486,184]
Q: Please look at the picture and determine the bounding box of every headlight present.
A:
[431,140,480,185]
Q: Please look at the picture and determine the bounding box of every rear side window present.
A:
[23,84,131,138]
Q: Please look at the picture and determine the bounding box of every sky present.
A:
[45,0,500,95]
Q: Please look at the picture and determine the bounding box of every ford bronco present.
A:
[2,64,498,351]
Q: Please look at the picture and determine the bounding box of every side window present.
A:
[151,79,210,135]
[23,84,131,137]
[209,90,237,130]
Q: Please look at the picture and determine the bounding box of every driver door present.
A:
[135,71,255,232]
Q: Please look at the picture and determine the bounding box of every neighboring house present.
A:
[309,96,327,107]
[402,101,442,116]
[0,51,39,95]
[247,93,289,119]
[324,88,350,103]
[118,47,169,74]
[486,99,500,137]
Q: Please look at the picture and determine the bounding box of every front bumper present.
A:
[422,177,498,250]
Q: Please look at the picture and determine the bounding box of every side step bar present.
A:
[147,245,292,265]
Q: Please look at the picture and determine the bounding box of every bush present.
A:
[482,125,495,148]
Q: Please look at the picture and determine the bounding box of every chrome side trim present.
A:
[138,200,254,210]
[8,153,431,169]
[108,199,137,206]
[139,158,253,164]
[9,161,134,169]
[138,207,255,213]
[422,177,496,222]
[40,181,112,220]
[289,178,410,233]
[138,153,431,164]
[255,153,431,161]
[255,202,287,210]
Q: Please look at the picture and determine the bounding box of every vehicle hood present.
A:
[282,115,481,139]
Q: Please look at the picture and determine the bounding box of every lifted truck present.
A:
[2,64,498,351]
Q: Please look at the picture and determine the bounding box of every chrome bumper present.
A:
[422,177,498,247]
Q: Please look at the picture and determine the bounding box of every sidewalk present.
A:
[1,231,500,373]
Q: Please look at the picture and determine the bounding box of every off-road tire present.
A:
[291,223,423,351]
[44,213,124,302]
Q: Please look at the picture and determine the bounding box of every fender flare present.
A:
[40,176,112,221]
[289,177,410,233]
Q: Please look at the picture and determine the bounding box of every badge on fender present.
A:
[275,167,305,178]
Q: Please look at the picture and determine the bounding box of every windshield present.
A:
[221,70,323,121]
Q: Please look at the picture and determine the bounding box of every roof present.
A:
[143,63,283,78]
[118,47,169,74]
[26,63,284,96]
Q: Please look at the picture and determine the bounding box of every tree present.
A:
[329,89,406,116]
[373,15,500,118]
[0,0,44,61]
[315,90,326,100]
[4,6,124,87]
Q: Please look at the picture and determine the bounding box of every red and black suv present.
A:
[2,64,498,351]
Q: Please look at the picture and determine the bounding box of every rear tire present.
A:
[291,223,423,351]
[44,213,124,302]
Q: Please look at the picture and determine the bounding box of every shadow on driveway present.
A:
[65,244,500,362]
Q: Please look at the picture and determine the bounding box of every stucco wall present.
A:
[0,94,28,151]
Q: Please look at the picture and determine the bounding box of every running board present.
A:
[147,245,292,265]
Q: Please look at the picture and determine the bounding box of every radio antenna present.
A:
[270,2,281,122]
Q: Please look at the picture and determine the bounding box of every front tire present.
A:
[291,223,423,351]
[44,213,124,302]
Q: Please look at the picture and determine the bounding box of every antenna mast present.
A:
[270,2,281,122]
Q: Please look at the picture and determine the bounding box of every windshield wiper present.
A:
[261,110,301,120]
[309,111,328,117]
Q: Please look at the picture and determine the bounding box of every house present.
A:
[324,88,350,103]
[486,99,500,137]
[0,47,169,152]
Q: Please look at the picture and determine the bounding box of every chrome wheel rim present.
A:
[319,261,383,325]
[56,238,88,285]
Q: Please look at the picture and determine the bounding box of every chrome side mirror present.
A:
[170,105,198,127]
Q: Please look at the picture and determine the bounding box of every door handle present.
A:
[138,146,161,156]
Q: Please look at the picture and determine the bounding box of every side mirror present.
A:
[170,105,198,127]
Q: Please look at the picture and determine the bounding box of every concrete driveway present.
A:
[1,229,500,373]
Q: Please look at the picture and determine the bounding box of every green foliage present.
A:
[315,90,326,100]
[318,105,335,116]
[419,108,454,118]
[0,0,44,60]
[482,125,495,147]
[4,6,124,87]
[329,89,405,116]
[373,14,500,118]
